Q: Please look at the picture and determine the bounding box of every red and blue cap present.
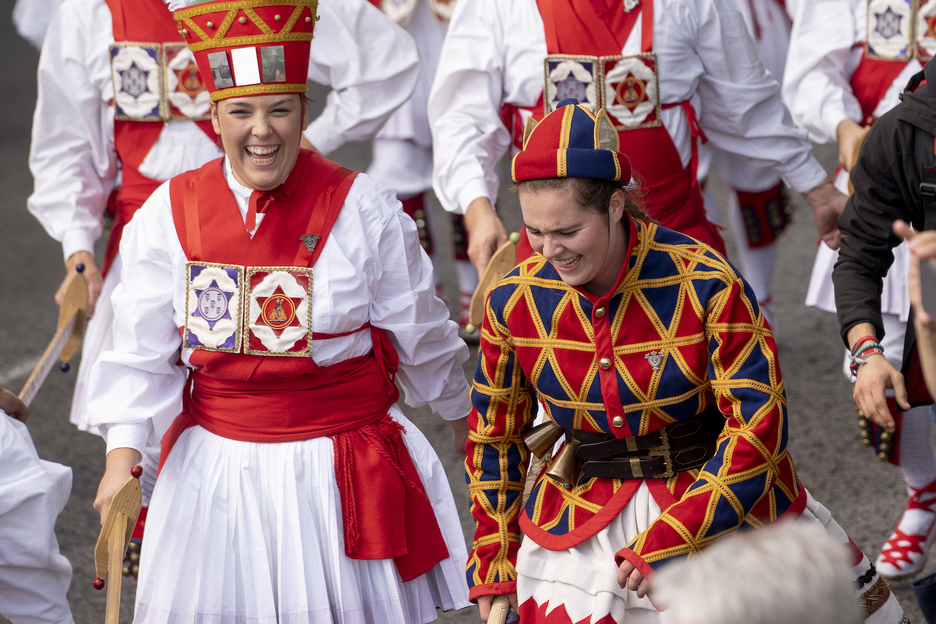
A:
[511,98,631,184]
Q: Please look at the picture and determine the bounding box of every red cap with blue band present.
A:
[511,98,632,184]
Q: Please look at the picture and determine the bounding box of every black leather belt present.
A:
[565,406,724,480]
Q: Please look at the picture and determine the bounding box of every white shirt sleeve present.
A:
[86,183,187,455]
[27,0,118,262]
[12,0,66,49]
[429,0,545,215]
[361,176,472,420]
[304,0,420,156]
[674,0,827,193]
[781,0,863,144]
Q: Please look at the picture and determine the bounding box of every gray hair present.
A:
[653,521,862,624]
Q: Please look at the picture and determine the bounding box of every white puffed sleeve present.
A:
[86,184,188,455]
[13,0,64,49]
[362,177,471,420]
[27,0,117,262]
[428,0,545,215]
[304,0,420,156]
[781,0,863,143]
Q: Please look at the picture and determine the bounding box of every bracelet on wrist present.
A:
[849,348,885,381]
[850,335,878,355]
[853,342,884,359]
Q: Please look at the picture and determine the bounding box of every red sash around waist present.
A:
[160,331,450,581]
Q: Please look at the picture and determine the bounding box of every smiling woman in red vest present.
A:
[465,99,908,624]
[87,1,471,621]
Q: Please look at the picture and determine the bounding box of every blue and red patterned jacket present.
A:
[464,217,806,601]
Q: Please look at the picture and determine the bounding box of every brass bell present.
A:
[878,451,889,461]
[881,430,892,441]
[523,421,565,459]
[545,439,581,489]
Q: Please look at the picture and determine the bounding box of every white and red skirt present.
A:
[133,406,469,624]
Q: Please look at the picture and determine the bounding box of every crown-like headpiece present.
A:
[511,98,631,184]
[172,0,318,101]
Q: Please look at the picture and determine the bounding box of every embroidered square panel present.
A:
[243,267,314,357]
[183,261,244,353]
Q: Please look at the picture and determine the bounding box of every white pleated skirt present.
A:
[515,485,904,624]
[134,407,470,624]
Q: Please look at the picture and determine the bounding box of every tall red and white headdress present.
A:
[170,0,318,101]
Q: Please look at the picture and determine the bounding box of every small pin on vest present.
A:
[645,351,663,371]
[300,234,320,253]
[624,0,639,12]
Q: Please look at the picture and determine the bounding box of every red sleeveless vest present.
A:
[161,150,449,581]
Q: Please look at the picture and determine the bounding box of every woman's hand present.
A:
[93,447,142,525]
[465,197,509,276]
[853,355,908,431]
[477,593,519,623]
[616,560,653,598]
[58,251,102,318]
[450,416,469,459]
[801,178,846,250]
[0,386,29,423]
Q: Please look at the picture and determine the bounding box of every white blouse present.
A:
[428,0,826,216]
[86,160,471,455]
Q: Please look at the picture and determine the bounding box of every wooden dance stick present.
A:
[464,233,521,334]
[489,595,512,624]
[18,265,88,406]
[93,466,143,624]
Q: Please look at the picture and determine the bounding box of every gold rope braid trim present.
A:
[244,7,275,35]
[176,0,316,22]
[282,3,305,36]
[210,82,307,101]
[212,8,239,41]
[184,31,314,54]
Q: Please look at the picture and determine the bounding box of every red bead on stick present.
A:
[93,578,105,590]
[130,465,143,479]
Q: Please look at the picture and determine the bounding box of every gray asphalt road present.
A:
[0,11,930,624]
